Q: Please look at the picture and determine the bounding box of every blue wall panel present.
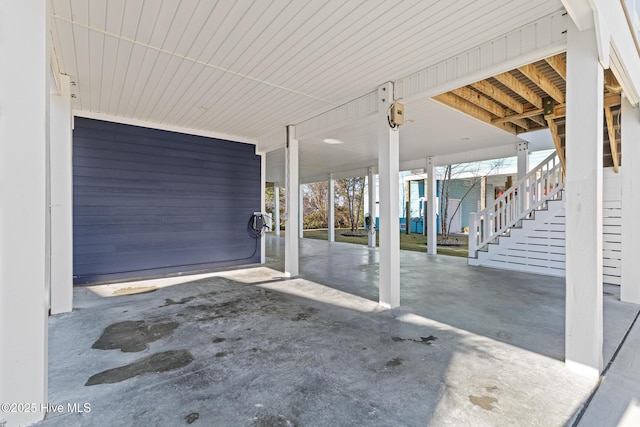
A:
[73,118,261,284]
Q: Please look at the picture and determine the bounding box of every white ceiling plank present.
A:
[193,2,252,63]
[120,0,145,40]
[147,1,181,48]
[149,1,197,52]
[99,35,120,112]
[50,18,77,80]
[71,24,91,110]
[104,0,125,35]
[69,0,89,26]
[134,0,165,45]
[88,29,105,112]
[124,49,161,117]
[155,62,210,124]
[132,52,173,118]
[106,39,134,114]
[139,55,186,120]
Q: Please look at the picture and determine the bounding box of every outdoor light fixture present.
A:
[323,138,344,144]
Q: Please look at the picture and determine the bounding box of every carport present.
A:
[2,1,640,426]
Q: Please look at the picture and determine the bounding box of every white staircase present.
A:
[468,152,566,276]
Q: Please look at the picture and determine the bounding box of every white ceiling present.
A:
[50,0,563,182]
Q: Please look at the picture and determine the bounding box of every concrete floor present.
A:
[39,236,640,426]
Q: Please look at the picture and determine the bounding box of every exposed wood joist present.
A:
[604,69,622,94]
[604,106,620,173]
[493,72,543,108]
[491,108,544,124]
[451,87,506,117]
[544,55,567,80]
[470,80,524,113]
[529,115,546,127]
[549,94,621,119]
[546,117,566,172]
[518,63,565,104]
[433,92,516,134]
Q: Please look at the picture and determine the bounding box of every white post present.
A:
[621,95,640,304]
[284,126,299,277]
[0,1,49,424]
[328,174,335,242]
[299,183,304,239]
[49,74,73,314]
[564,21,604,377]
[260,152,266,264]
[517,141,529,213]
[367,167,376,247]
[274,186,281,236]
[468,212,477,257]
[426,157,437,255]
[378,82,400,308]
[517,141,529,179]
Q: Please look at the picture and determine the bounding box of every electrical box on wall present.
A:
[390,102,404,126]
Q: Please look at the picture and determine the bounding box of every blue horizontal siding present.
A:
[73,118,261,284]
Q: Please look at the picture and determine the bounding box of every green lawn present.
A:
[277,229,469,258]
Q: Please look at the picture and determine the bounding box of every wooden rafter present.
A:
[433,92,516,134]
[518,63,565,104]
[470,80,524,113]
[491,108,544,125]
[604,106,620,172]
[544,55,567,80]
[493,72,543,108]
[452,87,505,117]
[546,117,566,173]
[528,115,546,127]
[604,69,622,94]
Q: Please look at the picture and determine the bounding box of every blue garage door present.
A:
[73,118,261,284]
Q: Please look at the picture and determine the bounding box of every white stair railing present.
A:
[468,152,564,257]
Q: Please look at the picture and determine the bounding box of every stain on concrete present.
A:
[469,395,498,411]
[392,336,437,345]
[212,337,225,343]
[184,412,199,424]
[386,357,403,367]
[215,351,229,357]
[92,320,179,352]
[112,286,158,296]
[85,350,193,386]
[162,296,196,307]
[253,414,298,427]
[291,307,318,321]
[420,335,437,345]
[486,386,499,393]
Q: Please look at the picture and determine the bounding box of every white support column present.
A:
[299,184,304,239]
[328,174,335,242]
[284,126,299,277]
[426,157,437,255]
[367,167,376,247]
[621,95,640,304]
[378,82,400,308]
[49,74,73,314]
[274,186,281,236]
[517,141,529,179]
[564,21,604,377]
[260,152,266,264]
[0,1,49,425]
[517,141,529,213]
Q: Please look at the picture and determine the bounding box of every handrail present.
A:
[468,151,564,257]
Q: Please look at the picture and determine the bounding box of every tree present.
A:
[303,182,329,229]
[337,177,366,234]
[438,159,506,241]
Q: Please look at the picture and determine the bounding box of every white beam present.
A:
[328,175,335,243]
[564,21,604,377]
[426,157,437,255]
[49,74,73,314]
[274,186,280,237]
[378,82,400,308]
[0,1,49,424]
[367,167,376,248]
[621,95,640,304]
[284,126,299,277]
